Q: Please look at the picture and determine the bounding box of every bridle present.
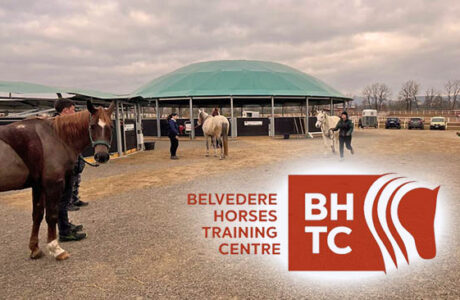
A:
[316,113,332,137]
[316,113,325,128]
[89,114,112,149]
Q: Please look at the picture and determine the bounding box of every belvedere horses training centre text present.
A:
[187,193,281,255]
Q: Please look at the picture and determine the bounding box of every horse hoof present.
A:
[205,154,209,157]
[30,248,44,259]
[56,251,70,261]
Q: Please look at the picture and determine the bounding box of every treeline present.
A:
[358,80,459,111]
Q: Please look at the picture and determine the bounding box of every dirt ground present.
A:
[0,129,459,299]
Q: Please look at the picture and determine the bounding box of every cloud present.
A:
[0,0,459,96]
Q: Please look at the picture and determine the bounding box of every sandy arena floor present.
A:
[0,129,459,299]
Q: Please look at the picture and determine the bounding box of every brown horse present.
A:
[0,101,114,260]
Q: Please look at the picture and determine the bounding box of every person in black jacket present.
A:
[168,113,180,159]
[331,111,354,160]
[54,99,87,242]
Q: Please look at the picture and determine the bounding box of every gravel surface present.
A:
[0,129,459,299]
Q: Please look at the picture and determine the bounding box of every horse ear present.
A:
[106,101,116,115]
[87,100,97,114]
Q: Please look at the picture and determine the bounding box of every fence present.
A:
[351,109,459,118]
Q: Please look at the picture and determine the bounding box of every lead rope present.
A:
[79,154,100,167]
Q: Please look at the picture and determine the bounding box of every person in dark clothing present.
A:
[54,99,87,242]
[331,111,354,160]
[69,155,89,209]
[168,113,180,159]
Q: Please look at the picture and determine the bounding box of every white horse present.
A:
[315,110,340,154]
[197,110,229,159]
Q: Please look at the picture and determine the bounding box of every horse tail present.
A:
[222,121,229,156]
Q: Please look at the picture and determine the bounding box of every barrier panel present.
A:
[237,118,269,136]
[142,118,232,137]
[142,117,321,137]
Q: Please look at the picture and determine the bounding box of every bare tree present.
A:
[362,83,391,110]
[425,88,436,108]
[376,83,391,110]
[399,80,420,111]
[445,80,460,110]
[434,92,443,108]
[362,85,372,108]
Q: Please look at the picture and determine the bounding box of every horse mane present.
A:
[53,110,91,146]
[198,110,209,123]
[52,108,112,149]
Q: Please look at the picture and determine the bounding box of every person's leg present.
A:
[346,136,354,154]
[72,170,88,206]
[172,137,179,156]
[58,174,86,241]
[339,136,345,158]
[57,175,72,236]
[69,164,79,204]
[169,136,174,157]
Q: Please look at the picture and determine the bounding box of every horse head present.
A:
[197,109,208,126]
[87,100,115,164]
[315,110,326,128]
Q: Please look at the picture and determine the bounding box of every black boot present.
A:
[74,200,89,207]
[69,223,83,232]
[59,232,87,242]
[67,204,80,211]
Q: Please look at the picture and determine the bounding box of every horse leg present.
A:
[322,134,330,155]
[213,136,218,157]
[29,184,45,259]
[205,136,210,157]
[219,136,224,159]
[44,179,70,261]
[331,135,336,154]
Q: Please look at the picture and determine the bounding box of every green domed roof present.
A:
[133,60,346,99]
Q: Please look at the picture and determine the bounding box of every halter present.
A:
[317,113,331,137]
[89,114,112,149]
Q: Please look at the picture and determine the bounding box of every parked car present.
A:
[430,116,447,130]
[408,117,424,130]
[385,117,401,129]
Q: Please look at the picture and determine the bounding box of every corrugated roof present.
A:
[0,81,124,100]
[0,81,61,94]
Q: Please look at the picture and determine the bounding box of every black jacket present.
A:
[168,119,179,137]
[332,119,354,137]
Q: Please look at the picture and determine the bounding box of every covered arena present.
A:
[133,60,352,138]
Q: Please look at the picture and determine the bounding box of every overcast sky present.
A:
[0,0,459,97]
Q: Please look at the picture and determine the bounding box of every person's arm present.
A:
[331,121,341,131]
[169,120,179,135]
[346,120,354,136]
